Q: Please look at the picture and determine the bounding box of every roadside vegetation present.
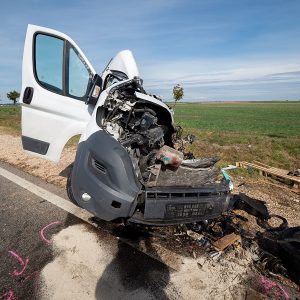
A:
[6,90,20,105]
[0,102,299,169]
[174,102,300,170]
[0,105,21,134]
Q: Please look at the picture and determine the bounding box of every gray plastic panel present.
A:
[144,185,229,221]
[70,131,141,221]
[21,135,49,155]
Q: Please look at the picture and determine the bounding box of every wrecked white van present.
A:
[20,24,230,225]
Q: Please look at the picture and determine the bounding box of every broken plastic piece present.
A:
[278,226,300,285]
[222,164,237,171]
[198,237,211,249]
[186,230,203,240]
[156,145,183,167]
[258,251,287,275]
[221,169,234,190]
[210,251,222,260]
[230,193,270,220]
[182,156,220,168]
[257,214,288,231]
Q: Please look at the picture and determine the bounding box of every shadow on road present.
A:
[95,226,171,299]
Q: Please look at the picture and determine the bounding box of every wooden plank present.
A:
[236,161,300,184]
[253,160,272,168]
[212,233,240,251]
[253,161,289,175]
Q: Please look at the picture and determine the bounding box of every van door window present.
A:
[35,34,64,93]
[68,47,92,99]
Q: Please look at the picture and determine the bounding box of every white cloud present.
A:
[140,56,300,100]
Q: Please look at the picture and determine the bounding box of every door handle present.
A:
[23,87,34,104]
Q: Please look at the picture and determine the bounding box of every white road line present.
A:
[0,165,178,269]
[0,166,93,223]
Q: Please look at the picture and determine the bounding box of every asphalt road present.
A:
[0,162,172,300]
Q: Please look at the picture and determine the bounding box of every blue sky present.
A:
[0,0,300,102]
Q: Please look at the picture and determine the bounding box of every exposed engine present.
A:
[98,80,174,182]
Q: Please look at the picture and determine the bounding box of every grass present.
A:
[174,102,300,169]
[0,105,21,134]
[174,102,300,137]
[0,102,299,169]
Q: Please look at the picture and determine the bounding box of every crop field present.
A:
[174,102,300,169]
[0,102,299,169]
[174,102,300,137]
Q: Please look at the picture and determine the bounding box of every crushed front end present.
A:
[69,77,231,225]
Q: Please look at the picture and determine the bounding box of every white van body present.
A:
[20,25,229,225]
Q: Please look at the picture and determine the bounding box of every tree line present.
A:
[2,85,184,105]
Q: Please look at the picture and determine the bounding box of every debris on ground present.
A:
[0,133,299,297]
[277,226,300,286]
[230,193,270,220]
[287,169,300,177]
[212,233,241,251]
[93,179,300,297]
[181,156,220,168]
[221,168,234,190]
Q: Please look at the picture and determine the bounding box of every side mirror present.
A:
[86,74,103,105]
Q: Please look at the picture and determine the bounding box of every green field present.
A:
[174,102,300,169]
[0,102,299,169]
[174,102,300,137]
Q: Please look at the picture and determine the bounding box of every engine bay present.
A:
[69,78,230,224]
[97,79,222,188]
[99,84,172,184]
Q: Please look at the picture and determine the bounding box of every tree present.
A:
[172,84,184,108]
[7,90,20,105]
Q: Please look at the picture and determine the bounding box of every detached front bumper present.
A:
[129,183,231,226]
[70,130,231,225]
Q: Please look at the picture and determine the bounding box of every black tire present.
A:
[66,164,79,207]
[278,226,300,285]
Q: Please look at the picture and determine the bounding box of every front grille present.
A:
[146,191,218,200]
[93,159,106,174]
[143,184,230,220]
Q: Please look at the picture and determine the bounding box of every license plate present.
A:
[165,203,206,219]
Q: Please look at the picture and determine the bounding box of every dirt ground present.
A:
[0,133,75,187]
[36,223,271,299]
[0,133,299,298]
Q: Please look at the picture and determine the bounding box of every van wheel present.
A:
[66,165,79,206]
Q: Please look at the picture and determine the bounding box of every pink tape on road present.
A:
[0,289,15,300]
[8,250,29,277]
[21,271,39,283]
[260,276,290,300]
[40,221,61,244]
